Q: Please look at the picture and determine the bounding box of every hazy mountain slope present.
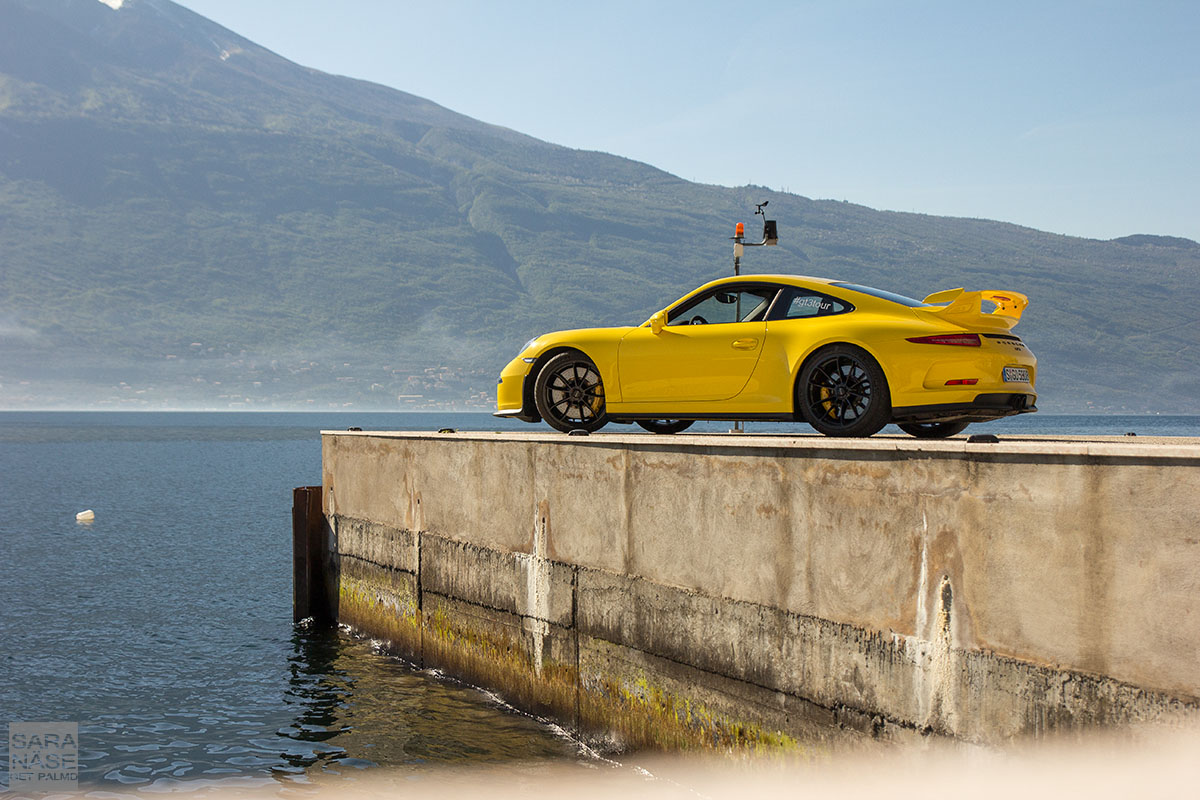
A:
[1,0,1196,411]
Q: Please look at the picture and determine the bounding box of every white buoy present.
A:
[75,509,95,522]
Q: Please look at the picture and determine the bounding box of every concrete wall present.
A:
[319,431,1200,748]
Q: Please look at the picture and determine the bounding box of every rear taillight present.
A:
[945,378,979,386]
[906,333,981,347]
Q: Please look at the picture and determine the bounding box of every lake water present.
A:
[0,412,595,794]
[1,411,1196,792]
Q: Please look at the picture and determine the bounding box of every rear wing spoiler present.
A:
[917,288,1028,331]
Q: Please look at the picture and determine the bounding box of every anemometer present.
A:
[727,202,779,433]
[731,200,778,276]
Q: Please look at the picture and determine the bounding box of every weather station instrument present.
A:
[728,201,779,432]
[731,200,778,275]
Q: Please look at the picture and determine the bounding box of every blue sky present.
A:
[177,0,1199,242]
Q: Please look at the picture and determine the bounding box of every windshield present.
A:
[830,282,929,308]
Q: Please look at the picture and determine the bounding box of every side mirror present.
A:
[649,310,667,335]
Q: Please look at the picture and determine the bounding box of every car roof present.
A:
[699,273,838,289]
[686,274,928,313]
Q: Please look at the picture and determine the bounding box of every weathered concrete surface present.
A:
[320,431,1200,748]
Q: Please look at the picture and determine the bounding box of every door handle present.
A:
[731,338,759,350]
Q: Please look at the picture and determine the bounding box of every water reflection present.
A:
[82,626,586,791]
[279,627,355,771]
[279,627,586,775]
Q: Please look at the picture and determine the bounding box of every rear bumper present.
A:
[891,392,1037,424]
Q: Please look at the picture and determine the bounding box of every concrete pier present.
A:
[309,431,1200,749]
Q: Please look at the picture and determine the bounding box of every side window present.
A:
[667,287,778,326]
[774,288,851,319]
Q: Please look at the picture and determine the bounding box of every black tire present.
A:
[898,421,970,439]
[636,419,694,434]
[796,345,891,437]
[533,352,608,433]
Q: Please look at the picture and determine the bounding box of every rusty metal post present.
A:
[292,486,332,626]
[292,487,309,622]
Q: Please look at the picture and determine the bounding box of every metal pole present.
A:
[732,240,744,433]
[292,485,333,626]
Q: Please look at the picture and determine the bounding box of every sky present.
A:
[176,0,1200,243]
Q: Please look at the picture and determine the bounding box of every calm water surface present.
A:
[1,411,1196,791]
[0,412,583,793]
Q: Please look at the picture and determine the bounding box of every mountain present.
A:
[1,0,1197,412]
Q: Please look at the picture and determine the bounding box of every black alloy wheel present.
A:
[635,419,694,434]
[898,421,970,439]
[534,352,609,433]
[797,345,891,437]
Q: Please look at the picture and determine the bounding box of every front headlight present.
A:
[519,338,540,362]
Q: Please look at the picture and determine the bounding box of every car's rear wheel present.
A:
[797,345,890,437]
[534,352,608,433]
[898,421,970,439]
[636,419,694,434]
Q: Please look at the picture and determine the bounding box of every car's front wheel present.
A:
[898,421,970,439]
[797,345,891,437]
[636,419,694,434]
[534,352,608,433]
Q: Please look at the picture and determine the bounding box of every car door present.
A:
[617,285,779,403]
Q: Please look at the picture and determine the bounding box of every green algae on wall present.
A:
[331,525,816,755]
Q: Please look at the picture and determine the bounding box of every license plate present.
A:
[1003,367,1030,383]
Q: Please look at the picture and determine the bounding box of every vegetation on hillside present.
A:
[0,0,1196,411]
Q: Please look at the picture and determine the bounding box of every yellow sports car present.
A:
[494,274,1037,437]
